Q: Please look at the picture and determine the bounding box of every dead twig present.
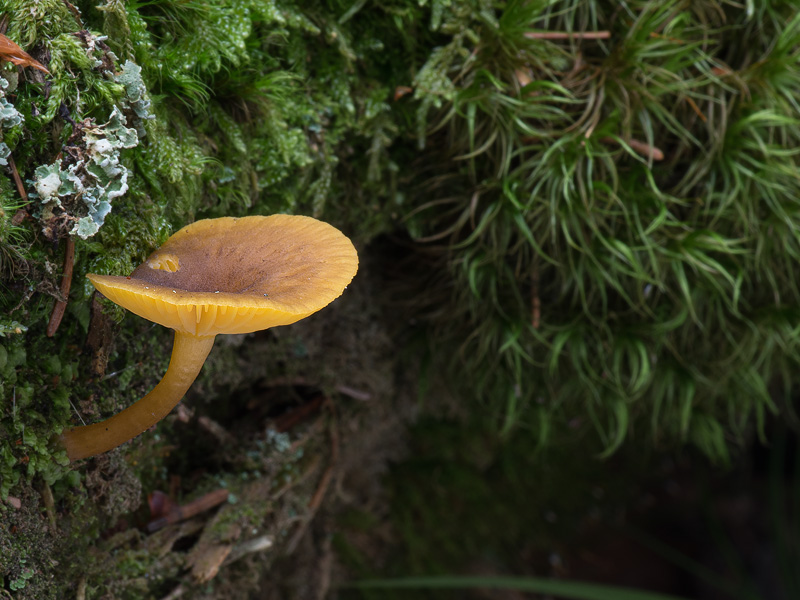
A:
[286,399,340,554]
[85,294,114,376]
[286,417,326,454]
[274,395,325,432]
[625,138,665,161]
[274,454,323,501]
[261,375,370,401]
[223,535,274,566]
[61,0,84,24]
[7,154,28,204]
[76,576,87,600]
[531,266,540,330]
[316,534,333,600]
[525,31,610,40]
[336,384,372,402]
[684,95,707,123]
[46,236,76,337]
[39,480,57,531]
[147,488,230,533]
[286,466,335,554]
[160,585,184,600]
[197,415,236,444]
[190,544,233,583]
[601,136,665,161]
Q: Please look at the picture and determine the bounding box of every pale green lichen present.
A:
[0,76,23,166]
[115,60,153,125]
[29,106,139,239]
[31,161,76,206]
[0,98,22,128]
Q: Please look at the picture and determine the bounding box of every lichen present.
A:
[28,106,139,239]
[115,60,153,129]
[0,80,23,128]
[0,75,23,165]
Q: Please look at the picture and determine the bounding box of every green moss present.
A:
[1,0,799,596]
[385,0,800,461]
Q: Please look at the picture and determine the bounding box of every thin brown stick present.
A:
[46,237,76,337]
[525,31,610,40]
[61,0,84,24]
[147,488,230,532]
[76,576,87,600]
[274,395,325,432]
[286,462,335,555]
[601,136,665,161]
[307,462,335,513]
[626,138,665,161]
[315,534,333,600]
[531,267,540,330]
[7,154,28,203]
[264,375,372,402]
[286,401,339,553]
[336,384,371,402]
[40,480,57,530]
[159,585,184,600]
[684,95,707,123]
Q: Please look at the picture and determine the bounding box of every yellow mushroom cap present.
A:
[88,215,358,336]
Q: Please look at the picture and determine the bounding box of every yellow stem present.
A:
[60,332,216,461]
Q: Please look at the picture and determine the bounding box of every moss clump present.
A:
[0,485,62,599]
[389,0,800,461]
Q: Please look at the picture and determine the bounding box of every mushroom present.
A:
[60,215,358,461]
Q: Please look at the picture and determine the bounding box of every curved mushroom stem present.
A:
[60,332,216,461]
